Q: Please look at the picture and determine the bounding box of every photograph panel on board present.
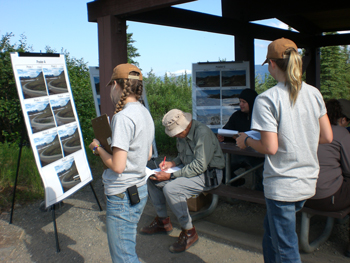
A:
[43,67,68,95]
[58,124,82,157]
[93,76,100,95]
[196,89,221,106]
[222,70,246,87]
[17,68,48,99]
[50,97,76,126]
[197,108,221,126]
[222,89,243,106]
[55,158,81,193]
[34,131,63,167]
[25,99,56,133]
[196,71,220,87]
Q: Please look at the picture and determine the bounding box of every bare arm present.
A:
[319,114,333,144]
[148,145,153,161]
[236,131,278,155]
[89,139,127,174]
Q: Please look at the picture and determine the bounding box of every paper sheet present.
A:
[145,166,181,180]
[218,129,261,140]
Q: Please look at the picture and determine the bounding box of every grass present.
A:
[0,137,173,214]
[0,142,105,214]
[0,142,44,213]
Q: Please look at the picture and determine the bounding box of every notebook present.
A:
[91,114,112,155]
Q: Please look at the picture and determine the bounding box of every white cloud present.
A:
[167,69,192,76]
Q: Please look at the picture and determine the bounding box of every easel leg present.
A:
[9,128,25,224]
[89,183,102,211]
[52,204,61,253]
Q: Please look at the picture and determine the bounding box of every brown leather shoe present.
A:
[169,226,199,253]
[140,216,173,234]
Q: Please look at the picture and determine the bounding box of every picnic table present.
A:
[191,142,350,253]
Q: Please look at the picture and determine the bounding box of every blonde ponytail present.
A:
[285,49,302,105]
[275,48,303,105]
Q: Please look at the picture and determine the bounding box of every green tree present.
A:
[255,73,277,94]
[144,70,192,154]
[0,33,32,143]
[0,29,141,144]
[320,35,349,100]
[127,26,140,67]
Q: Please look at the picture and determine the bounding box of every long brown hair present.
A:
[113,71,143,114]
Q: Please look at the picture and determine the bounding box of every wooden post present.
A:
[304,46,321,90]
[97,15,128,119]
[234,35,255,90]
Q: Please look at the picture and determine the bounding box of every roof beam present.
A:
[313,33,350,47]
[127,7,350,48]
[276,15,322,34]
[126,7,308,44]
[87,0,196,22]
[221,0,350,23]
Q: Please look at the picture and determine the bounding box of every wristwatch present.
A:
[170,173,176,180]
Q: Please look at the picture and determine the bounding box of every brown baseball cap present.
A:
[338,99,350,119]
[262,38,298,65]
[162,109,192,137]
[107,63,142,86]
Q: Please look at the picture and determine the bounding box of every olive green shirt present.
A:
[172,120,225,178]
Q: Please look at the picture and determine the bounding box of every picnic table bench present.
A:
[191,142,350,253]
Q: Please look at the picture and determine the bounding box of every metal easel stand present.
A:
[51,204,61,253]
[89,182,102,211]
[9,124,26,224]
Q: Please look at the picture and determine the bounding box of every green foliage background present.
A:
[144,70,192,155]
[1,31,350,211]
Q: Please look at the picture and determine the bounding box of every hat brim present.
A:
[164,112,192,137]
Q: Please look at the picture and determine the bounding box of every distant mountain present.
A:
[255,65,269,82]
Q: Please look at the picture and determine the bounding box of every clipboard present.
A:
[91,114,113,155]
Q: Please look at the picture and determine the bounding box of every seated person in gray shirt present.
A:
[141,109,225,253]
[304,98,350,257]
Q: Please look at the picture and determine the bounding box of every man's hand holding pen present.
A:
[150,159,176,181]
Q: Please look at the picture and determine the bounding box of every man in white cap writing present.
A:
[141,109,225,253]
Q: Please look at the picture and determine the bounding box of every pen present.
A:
[161,156,166,171]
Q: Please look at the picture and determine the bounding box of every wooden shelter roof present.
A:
[87,0,350,118]
[87,0,350,48]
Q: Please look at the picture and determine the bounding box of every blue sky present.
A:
[1,0,291,76]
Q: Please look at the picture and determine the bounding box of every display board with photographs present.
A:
[88,66,101,117]
[192,62,250,133]
[11,52,93,208]
[89,66,158,159]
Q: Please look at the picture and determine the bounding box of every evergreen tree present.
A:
[320,32,349,100]
[127,26,140,67]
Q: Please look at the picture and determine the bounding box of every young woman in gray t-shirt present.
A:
[236,38,333,263]
[89,63,154,263]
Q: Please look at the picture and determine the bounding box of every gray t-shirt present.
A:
[102,102,155,196]
[251,82,326,202]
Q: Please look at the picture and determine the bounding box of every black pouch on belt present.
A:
[127,185,140,205]
[204,167,218,187]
